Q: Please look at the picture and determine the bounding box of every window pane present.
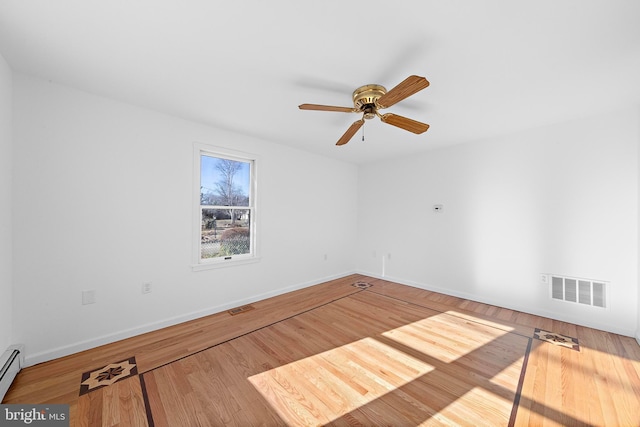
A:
[201,208,251,259]
[200,155,250,206]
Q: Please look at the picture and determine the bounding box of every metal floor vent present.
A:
[550,275,607,308]
[228,304,255,316]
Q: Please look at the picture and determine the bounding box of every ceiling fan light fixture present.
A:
[362,106,376,120]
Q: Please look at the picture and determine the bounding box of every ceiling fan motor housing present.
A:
[353,84,386,119]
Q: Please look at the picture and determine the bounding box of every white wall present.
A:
[357,108,639,336]
[0,54,12,351]
[9,70,640,365]
[12,74,358,365]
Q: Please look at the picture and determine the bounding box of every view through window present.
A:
[197,149,255,265]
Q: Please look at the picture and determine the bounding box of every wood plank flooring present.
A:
[3,274,640,426]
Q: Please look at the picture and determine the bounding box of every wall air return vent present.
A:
[550,275,607,308]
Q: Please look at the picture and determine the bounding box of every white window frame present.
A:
[192,143,259,270]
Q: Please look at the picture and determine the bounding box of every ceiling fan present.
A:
[299,75,430,146]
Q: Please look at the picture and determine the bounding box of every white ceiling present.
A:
[1,0,639,164]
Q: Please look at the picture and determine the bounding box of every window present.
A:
[193,144,258,269]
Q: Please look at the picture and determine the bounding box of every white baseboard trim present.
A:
[357,270,637,338]
[24,270,356,367]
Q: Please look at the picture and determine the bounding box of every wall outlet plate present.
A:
[82,290,96,305]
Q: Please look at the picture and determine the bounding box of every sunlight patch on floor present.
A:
[248,336,436,425]
[382,312,511,363]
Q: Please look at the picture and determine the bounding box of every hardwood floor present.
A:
[3,274,640,426]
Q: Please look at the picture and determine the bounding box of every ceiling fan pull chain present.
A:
[362,122,365,141]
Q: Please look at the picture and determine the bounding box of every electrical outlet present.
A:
[142,282,152,294]
[540,274,549,284]
[82,290,96,305]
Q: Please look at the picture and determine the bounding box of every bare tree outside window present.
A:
[199,153,253,261]
[214,159,248,224]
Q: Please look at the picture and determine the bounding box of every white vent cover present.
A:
[550,275,607,308]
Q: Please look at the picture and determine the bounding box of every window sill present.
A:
[191,256,261,271]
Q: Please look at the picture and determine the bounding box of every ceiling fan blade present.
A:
[336,119,365,146]
[375,75,430,109]
[299,103,356,113]
[380,113,429,134]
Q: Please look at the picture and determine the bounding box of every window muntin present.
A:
[195,147,257,267]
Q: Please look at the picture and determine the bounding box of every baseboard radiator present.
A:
[0,345,24,402]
